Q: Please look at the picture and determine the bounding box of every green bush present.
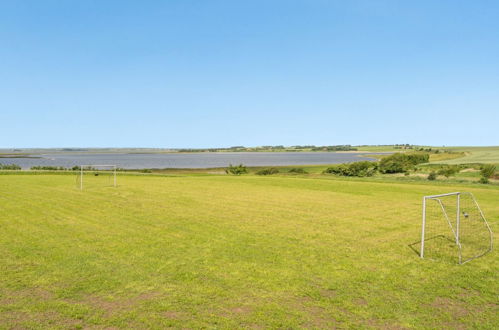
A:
[480,164,496,180]
[479,177,489,184]
[379,152,429,174]
[427,172,437,181]
[225,164,248,175]
[256,168,280,175]
[288,168,307,174]
[0,164,21,170]
[407,153,430,164]
[324,161,377,177]
[30,166,67,171]
[437,165,460,178]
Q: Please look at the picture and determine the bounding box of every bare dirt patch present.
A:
[294,296,340,328]
[218,305,253,318]
[426,295,498,328]
[461,168,479,173]
[0,310,82,329]
[76,291,161,317]
[0,287,54,305]
[365,319,409,329]
[163,311,188,320]
[231,306,252,314]
[431,297,469,318]
[353,298,368,306]
[458,288,480,298]
[319,288,337,298]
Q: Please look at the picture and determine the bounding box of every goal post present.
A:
[78,165,117,190]
[421,192,493,264]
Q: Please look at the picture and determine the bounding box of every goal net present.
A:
[421,192,493,264]
[77,165,117,190]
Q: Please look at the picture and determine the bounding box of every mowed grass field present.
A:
[0,174,498,329]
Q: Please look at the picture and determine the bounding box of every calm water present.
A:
[1,152,381,169]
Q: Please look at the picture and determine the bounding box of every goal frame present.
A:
[79,165,117,190]
[421,192,493,264]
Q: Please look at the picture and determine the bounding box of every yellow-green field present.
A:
[356,146,499,165]
[0,173,498,328]
[433,146,499,165]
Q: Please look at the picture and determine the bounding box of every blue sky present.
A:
[1,0,498,148]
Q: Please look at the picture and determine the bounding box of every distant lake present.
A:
[1,152,383,170]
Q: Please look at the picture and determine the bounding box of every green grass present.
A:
[355,146,499,165]
[0,173,498,328]
[433,146,499,165]
[429,152,466,162]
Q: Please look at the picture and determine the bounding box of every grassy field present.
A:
[433,146,499,165]
[355,146,499,165]
[0,173,498,329]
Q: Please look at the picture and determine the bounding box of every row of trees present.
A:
[311,145,357,151]
[0,164,21,170]
[179,145,359,152]
[226,164,308,175]
[1,165,124,171]
[30,166,79,171]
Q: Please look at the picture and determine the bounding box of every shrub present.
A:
[480,164,496,180]
[407,153,430,164]
[288,168,307,174]
[379,152,429,174]
[324,165,346,175]
[437,165,460,178]
[324,161,377,177]
[0,164,21,170]
[225,164,247,175]
[479,177,489,184]
[378,157,408,173]
[30,166,67,171]
[256,168,280,175]
[427,172,437,181]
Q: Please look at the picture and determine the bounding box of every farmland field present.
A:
[433,146,499,165]
[0,173,498,328]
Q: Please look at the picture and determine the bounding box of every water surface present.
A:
[1,152,381,170]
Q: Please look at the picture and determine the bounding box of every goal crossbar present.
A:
[424,192,461,199]
[79,165,117,190]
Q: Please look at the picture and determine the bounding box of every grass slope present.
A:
[0,174,497,328]
[434,146,499,165]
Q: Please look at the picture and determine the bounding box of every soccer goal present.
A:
[421,192,493,264]
[78,165,117,190]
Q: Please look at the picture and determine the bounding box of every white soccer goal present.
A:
[421,192,493,264]
[78,165,117,190]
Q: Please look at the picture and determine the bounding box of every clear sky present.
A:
[1,0,498,148]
